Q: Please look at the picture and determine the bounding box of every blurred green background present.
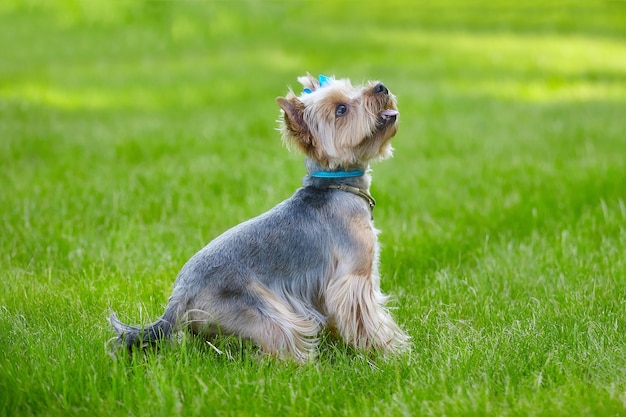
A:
[2,0,624,273]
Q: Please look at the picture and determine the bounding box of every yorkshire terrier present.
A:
[110,74,410,362]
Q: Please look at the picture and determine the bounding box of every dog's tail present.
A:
[109,304,178,351]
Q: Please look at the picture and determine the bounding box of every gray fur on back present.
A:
[169,165,373,327]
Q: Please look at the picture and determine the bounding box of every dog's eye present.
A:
[335,104,348,117]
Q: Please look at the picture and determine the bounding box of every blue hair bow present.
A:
[303,74,330,94]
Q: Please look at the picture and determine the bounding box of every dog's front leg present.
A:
[326,274,409,354]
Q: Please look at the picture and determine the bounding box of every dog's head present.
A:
[277,73,399,169]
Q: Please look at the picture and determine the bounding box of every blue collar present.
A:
[310,169,365,178]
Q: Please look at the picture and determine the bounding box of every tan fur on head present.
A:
[276,74,399,170]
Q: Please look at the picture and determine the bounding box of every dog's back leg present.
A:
[212,281,321,362]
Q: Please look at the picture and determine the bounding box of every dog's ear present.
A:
[276,96,317,152]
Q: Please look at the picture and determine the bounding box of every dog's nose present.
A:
[373,83,388,95]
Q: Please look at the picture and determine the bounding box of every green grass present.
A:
[1,0,626,415]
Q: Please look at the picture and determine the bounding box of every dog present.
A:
[110,73,409,362]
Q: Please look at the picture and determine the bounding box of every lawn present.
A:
[1,0,625,415]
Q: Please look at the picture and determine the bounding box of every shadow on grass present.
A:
[109,329,409,371]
